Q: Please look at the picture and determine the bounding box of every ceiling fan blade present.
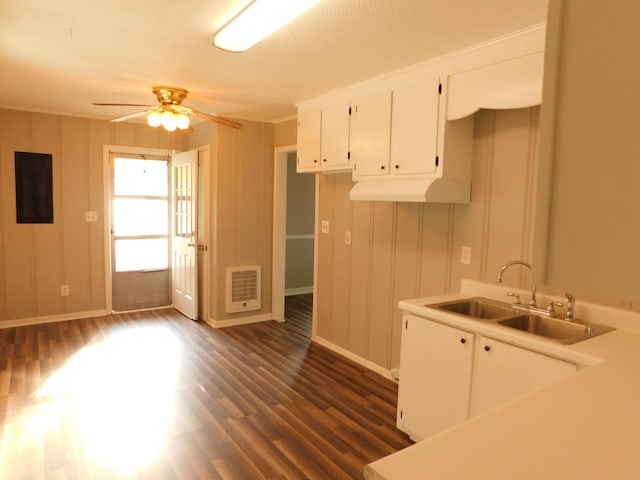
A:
[193,109,243,129]
[93,102,153,107]
[110,110,149,122]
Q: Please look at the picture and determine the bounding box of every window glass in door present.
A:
[111,156,170,311]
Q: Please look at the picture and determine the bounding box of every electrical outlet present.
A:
[60,285,70,297]
[321,220,330,234]
[461,246,472,265]
[344,231,352,245]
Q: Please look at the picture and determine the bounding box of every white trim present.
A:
[112,305,171,314]
[311,175,319,337]
[103,146,112,312]
[197,146,211,322]
[0,309,109,329]
[272,144,296,322]
[274,114,297,124]
[285,286,313,296]
[311,336,397,382]
[205,313,273,328]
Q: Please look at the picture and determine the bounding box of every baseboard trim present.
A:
[0,309,109,329]
[205,313,273,328]
[284,286,313,296]
[311,336,396,382]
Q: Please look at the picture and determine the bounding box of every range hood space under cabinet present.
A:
[295,25,546,203]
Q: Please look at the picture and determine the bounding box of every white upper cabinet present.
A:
[320,97,350,170]
[390,74,440,176]
[296,105,322,171]
[350,88,392,177]
[296,96,350,173]
[352,74,441,181]
[296,24,546,202]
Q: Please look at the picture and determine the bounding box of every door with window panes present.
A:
[111,154,170,311]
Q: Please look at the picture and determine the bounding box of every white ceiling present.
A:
[0,0,548,124]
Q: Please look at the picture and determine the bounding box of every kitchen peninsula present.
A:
[365,279,640,479]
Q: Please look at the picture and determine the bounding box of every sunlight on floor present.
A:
[0,325,182,477]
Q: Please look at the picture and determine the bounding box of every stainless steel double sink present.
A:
[426,297,615,344]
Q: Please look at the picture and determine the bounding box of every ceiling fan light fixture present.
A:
[147,110,163,128]
[176,113,191,130]
[213,0,320,52]
[161,110,178,131]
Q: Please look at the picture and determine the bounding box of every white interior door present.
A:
[171,150,198,319]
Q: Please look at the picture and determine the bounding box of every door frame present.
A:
[102,145,174,313]
[195,146,210,322]
[271,144,318,334]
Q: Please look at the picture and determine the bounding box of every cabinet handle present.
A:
[484,345,491,352]
[460,338,466,344]
[380,165,385,170]
[395,164,400,169]
[322,158,327,163]
[313,159,318,163]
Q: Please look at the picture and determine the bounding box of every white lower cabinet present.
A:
[397,314,578,441]
[397,314,474,441]
[469,336,578,417]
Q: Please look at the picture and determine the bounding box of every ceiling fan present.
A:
[93,86,242,131]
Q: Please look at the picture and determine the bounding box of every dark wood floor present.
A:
[284,293,313,337]
[0,308,411,479]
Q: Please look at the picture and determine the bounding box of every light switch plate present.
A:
[85,211,97,222]
[321,220,330,234]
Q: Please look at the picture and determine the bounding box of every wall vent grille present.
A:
[226,265,261,313]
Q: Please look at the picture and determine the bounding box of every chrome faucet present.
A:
[497,260,537,307]
[565,292,576,321]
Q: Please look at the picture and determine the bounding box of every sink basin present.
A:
[498,314,615,344]
[426,296,615,344]
[428,297,516,320]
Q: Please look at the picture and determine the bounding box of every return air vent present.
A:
[226,266,261,313]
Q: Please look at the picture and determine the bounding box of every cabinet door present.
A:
[397,315,474,441]
[296,105,321,172]
[350,89,392,178]
[390,75,440,175]
[470,337,578,417]
[320,98,350,169]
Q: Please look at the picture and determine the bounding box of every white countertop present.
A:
[365,279,640,480]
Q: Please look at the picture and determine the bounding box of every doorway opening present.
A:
[273,145,316,337]
[110,153,171,311]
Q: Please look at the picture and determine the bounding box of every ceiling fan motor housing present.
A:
[153,86,188,105]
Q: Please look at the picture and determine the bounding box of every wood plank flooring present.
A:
[284,294,313,337]
[0,309,412,479]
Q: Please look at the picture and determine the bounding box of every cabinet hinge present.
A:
[435,155,440,167]
[438,83,442,94]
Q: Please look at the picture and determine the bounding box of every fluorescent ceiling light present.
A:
[214,0,320,52]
